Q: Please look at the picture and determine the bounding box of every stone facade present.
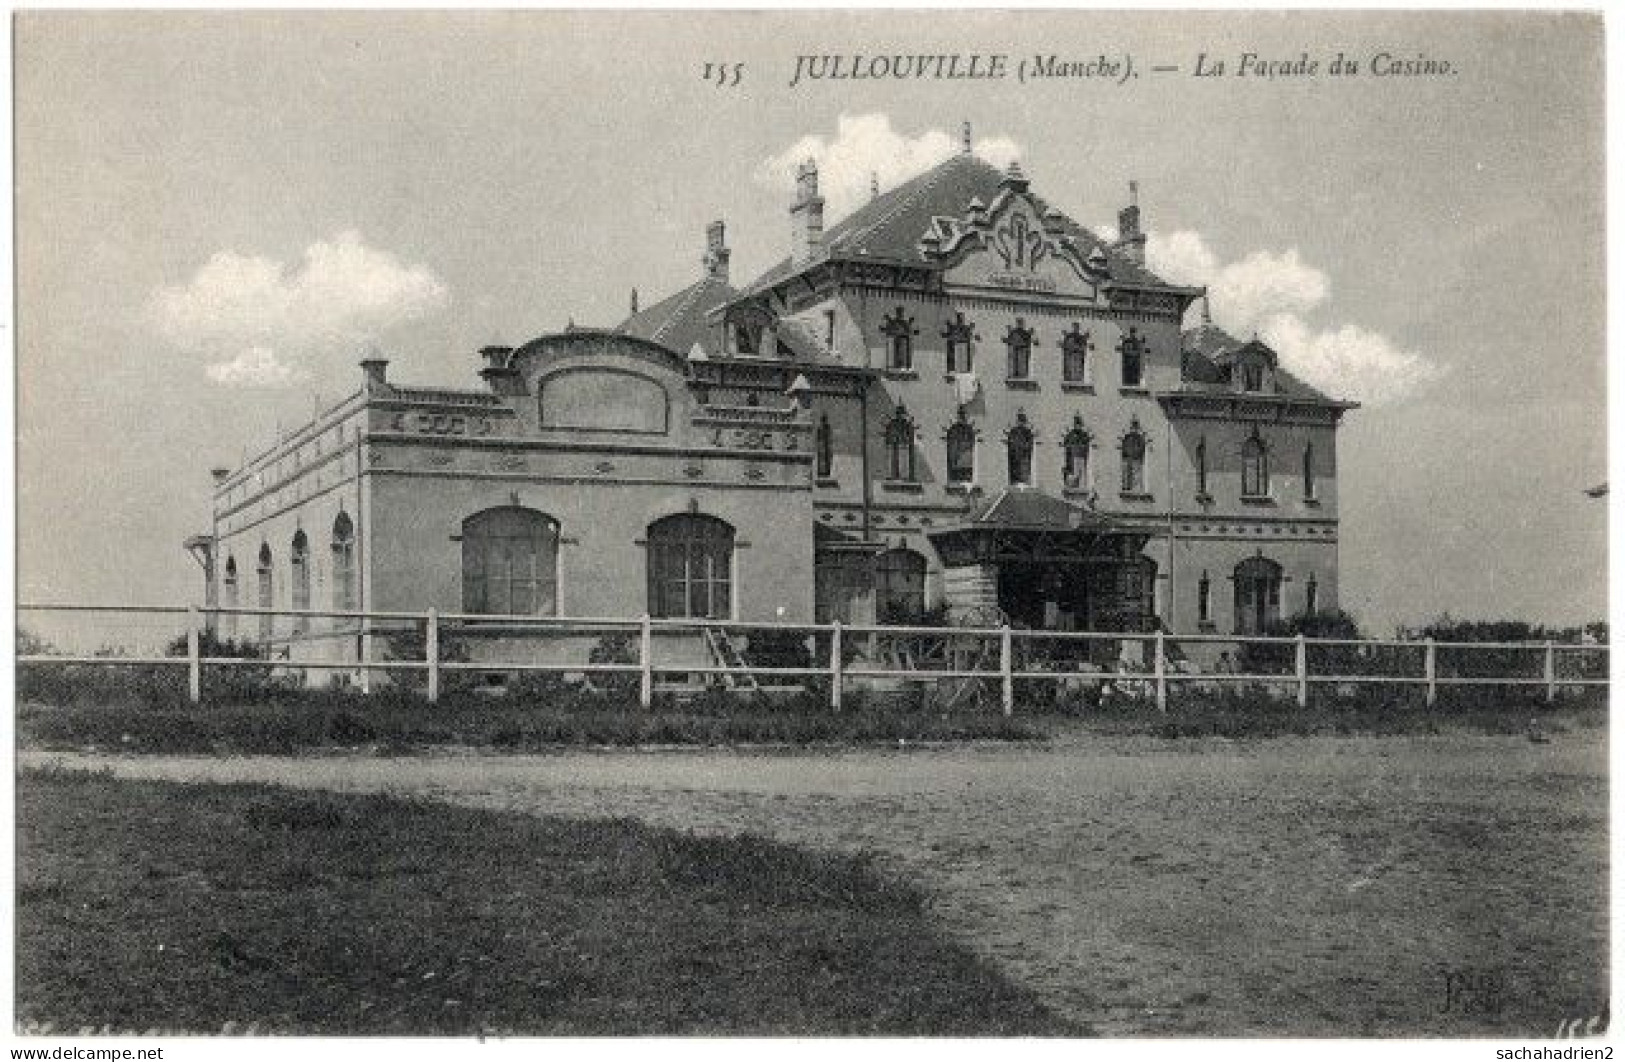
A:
[194,147,1354,670]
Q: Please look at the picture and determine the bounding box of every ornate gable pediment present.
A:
[920,182,1103,300]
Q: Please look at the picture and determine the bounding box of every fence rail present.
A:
[17,602,1611,713]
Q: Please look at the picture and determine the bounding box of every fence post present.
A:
[639,614,653,709]
[187,605,202,705]
[1295,633,1309,709]
[425,608,440,704]
[1544,640,1557,704]
[1000,624,1014,716]
[1424,638,1437,708]
[830,621,843,711]
[1153,630,1168,713]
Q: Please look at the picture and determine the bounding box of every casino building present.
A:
[192,137,1355,671]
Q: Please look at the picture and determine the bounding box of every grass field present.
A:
[14,768,1075,1035]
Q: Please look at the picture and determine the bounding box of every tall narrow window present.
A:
[1005,321,1033,381]
[1006,415,1034,486]
[1242,433,1269,497]
[1196,438,1209,497]
[1121,428,1147,494]
[1119,329,1146,389]
[815,415,834,479]
[881,307,915,371]
[331,513,357,614]
[1305,573,1320,617]
[256,543,274,641]
[462,507,559,616]
[823,309,837,351]
[1062,419,1090,490]
[1062,326,1091,385]
[946,420,976,485]
[943,313,975,374]
[1234,557,1283,634]
[874,549,927,624]
[1303,442,1316,500]
[290,530,310,634]
[884,407,917,482]
[222,557,238,641]
[647,514,734,619]
[1241,362,1265,392]
[1198,570,1212,625]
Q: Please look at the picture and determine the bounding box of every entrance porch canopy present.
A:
[926,487,1152,566]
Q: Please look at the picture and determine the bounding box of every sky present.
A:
[14,10,1606,644]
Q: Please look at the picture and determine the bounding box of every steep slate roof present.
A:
[1179,320,1342,405]
[737,152,1175,297]
[618,274,736,356]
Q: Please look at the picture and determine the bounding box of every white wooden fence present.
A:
[16,602,1611,713]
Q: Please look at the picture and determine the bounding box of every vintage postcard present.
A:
[11,9,1609,1051]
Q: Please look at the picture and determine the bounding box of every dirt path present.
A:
[21,733,1608,1036]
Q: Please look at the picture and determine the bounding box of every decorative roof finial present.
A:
[870,171,879,200]
[962,120,972,154]
[1202,293,1212,325]
[630,287,639,315]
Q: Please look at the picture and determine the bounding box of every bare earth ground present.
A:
[22,728,1608,1037]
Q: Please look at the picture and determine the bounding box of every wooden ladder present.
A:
[704,627,760,692]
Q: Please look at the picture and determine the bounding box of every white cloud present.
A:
[204,346,309,388]
[757,113,1022,219]
[1145,229,1441,404]
[146,231,447,388]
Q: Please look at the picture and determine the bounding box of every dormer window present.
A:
[1242,362,1265,392]
[1119,328,1146,389]
[880,307,916,371]
[943,313,976,374]
[1005,321,1034,381]
[1062,325,1092,385]
[734,323,758,355]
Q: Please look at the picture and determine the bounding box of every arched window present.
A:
[461,507,559,616]
[1305,573,1320,617]
[1005,321,1033,381]
[648,514,734,619]
[1303,442,1316,500]
[885,407,917,482]
[290,530,310,634]
[1198,570,1212,626]
[815,415,834,480]
[1234,556,1283,634]
[1062,325,1091,385]
[331,513,357,614]
[256,543,273,641]
[1062,420,1090,490]
[942,313,975,374]
[881,307,915,371]
[1006,415,1034,486]
[222,557,238,640]
[1119,328,1145,389]
[1121,428,1146,494]
[1195,438,1209,497]
[946,420,976,485]
[875,549,927,623]
[1242,433,1269,497]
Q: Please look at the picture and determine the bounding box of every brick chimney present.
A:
[703,220,731,283]
[790,159,825,265]
[1115,180,1146,268]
